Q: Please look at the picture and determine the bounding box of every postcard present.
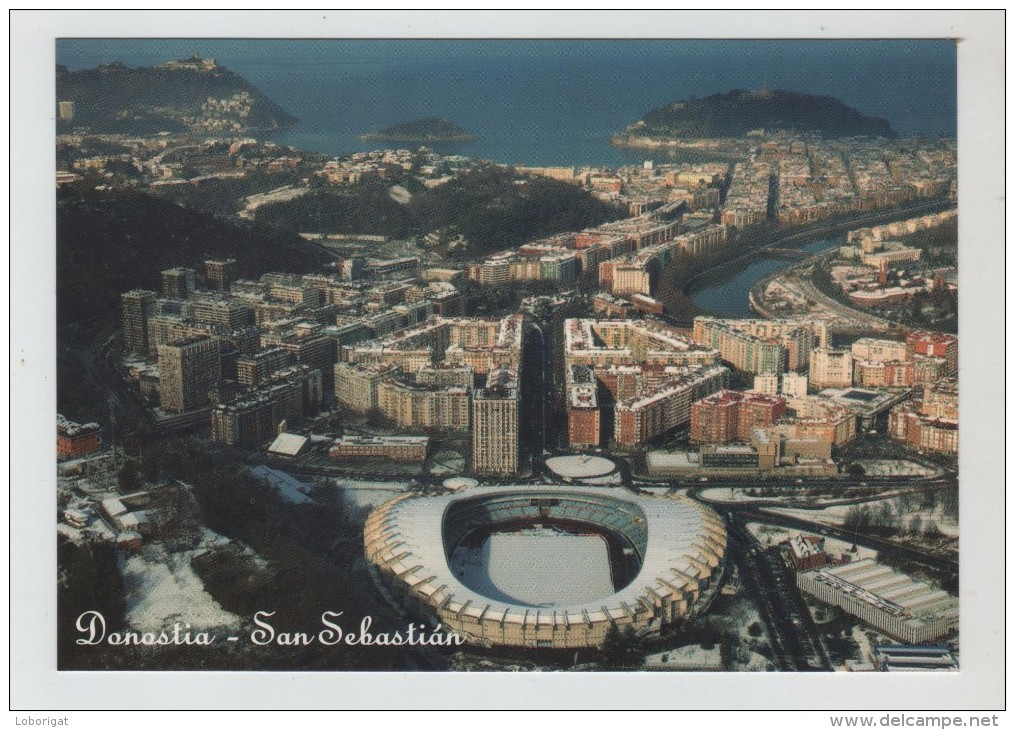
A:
[11,10,1005,712]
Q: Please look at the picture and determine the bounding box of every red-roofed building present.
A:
[907,331,958,375]
[690,390,787,444]
[57,415,102,460]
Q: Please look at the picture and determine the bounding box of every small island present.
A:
[360,117,477,143]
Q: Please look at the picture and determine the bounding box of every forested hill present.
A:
[623,88,897,139]
[55,58,297,135]
[253,166,627,259]
[56,188,330,335]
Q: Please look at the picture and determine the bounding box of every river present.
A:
[688,235,845,317]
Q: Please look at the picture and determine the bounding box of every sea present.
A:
[56,39,957,167]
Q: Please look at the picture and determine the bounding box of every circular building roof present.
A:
[364,486,726,648]
[545,455,616,479]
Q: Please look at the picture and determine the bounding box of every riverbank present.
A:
[749,254,902,336]
[682,197,953,299]
[680,197,954,320]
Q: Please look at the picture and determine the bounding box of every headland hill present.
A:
[56,54,297,135]
[359,117,477,144]
[613,86,897,148]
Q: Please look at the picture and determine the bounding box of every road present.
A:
[726,518,831,671]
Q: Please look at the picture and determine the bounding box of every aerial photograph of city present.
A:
[46,32,974,681]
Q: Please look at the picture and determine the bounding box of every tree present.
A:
[720,633,737,671]
[598,624,646,669]
[845,463,866,477]
[117,459,142,492]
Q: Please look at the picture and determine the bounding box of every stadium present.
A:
[363,486,726,649]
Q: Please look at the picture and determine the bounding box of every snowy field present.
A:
[333,478,411,511]
[120,533,241,633]
[746,522,878,562]
[855,460,936,477]
[769,503,958,538]
[451,529,614,607]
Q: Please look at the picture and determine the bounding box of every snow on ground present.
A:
[428,450,465,476]
[450,529,613,607]
[120,543,241,634]
[697,487,800,504]
[248,465,314,505]
[856,460,936,477]
[768,504,854,526]
[746,522,878,561]
[898,506,959,538]
[769,502,958,539]
[739,650,773,672]
[577,472,623,486]
[645,644,721,670]
[637,486,674,495]
[333,478,411,511]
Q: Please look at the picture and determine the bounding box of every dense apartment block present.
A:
[236,347,293,387]
[161,267,197,300]
[334,361,402,413]
[693,316,818,375]
[210,394,276,447]
[907,331,958,376]
[888,378,958,454]
[566,365,602,450]
[613,365,730,447]
[377,380,470,431]
[204,259,237,292]
[565,318,719,370]
[157,335,221,414]
[690,390,788,444]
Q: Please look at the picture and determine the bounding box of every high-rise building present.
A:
[809,348,854,389]
[157,336,221,413]
[204,259,238,292]
[57,101,75,122]
[162,267,197,299]
[188,294,255,329]
[121,289,157,355]
[851,337,910,363]
[236,347,292,387]
[471,367,520,476]
[211,395,277,447]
